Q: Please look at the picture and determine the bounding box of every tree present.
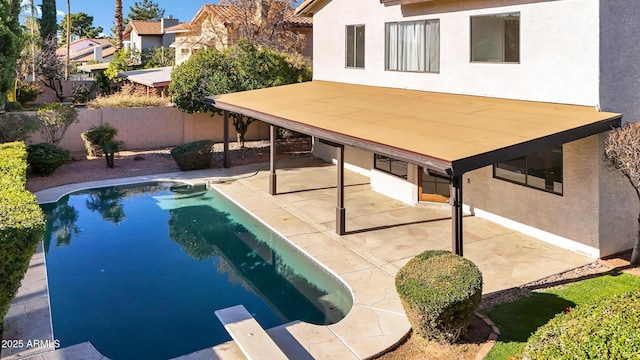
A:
[0,0,23,108]
[59,13,104,44]
[127,0,165,23]
[169,41,312,146]
[39,0,57,45]
[36,102,79,145]
[115,0,123,49]
[105,48,142,80]
[142,46,175,68]
[36,37,65,102]
[604,122,640,266]
[218,0,306,55]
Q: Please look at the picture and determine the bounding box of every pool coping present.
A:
[5,164,410,360]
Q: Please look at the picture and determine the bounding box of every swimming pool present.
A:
[42,182,352,359]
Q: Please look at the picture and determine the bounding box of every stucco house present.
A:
[206,0,640,260]
[56,38,115,65]
[167,3,313,65]
[123,18,180,52]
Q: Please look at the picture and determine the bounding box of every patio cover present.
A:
[205,80,621,256]
[205,80,621,177]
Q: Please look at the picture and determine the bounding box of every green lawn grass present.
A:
[483,271,640,360]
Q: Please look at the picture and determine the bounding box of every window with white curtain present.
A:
[385,19,439,72]
[346,25,365,68]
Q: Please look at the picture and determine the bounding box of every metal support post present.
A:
[269,125,277,195]
[336,144,346,235]
[223,111,229,168]
[451,175,464,256]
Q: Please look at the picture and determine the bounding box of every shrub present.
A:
[87,93,168,109]
[37,102,79,145]
[4,101,22,111]
[523,291,640,360]
[396,250,483,343]
[0,112,41,143]
[27,142,69,176]
[0,142,46,330]
[171,140,214,171]
[16,82,41,104]
[81,123,119,157]
[72,84,92,103]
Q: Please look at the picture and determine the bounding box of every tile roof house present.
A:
[56,38,115,64]
[124,18,180,51]
[207,0,640,261]
[167,3,313,65]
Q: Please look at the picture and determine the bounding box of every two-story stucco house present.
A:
[167,3,313,65]
[123,18,180,52]
[207,0,640,261]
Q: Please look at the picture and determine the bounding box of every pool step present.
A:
[215,305,289,360]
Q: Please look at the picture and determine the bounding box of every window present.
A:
[374,154,408,179]
[385,19,440,72]
[470,12,520,62]
[494,145,563,194]
[346,25,365,68]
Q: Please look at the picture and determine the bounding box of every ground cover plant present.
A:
[484,271,640,360]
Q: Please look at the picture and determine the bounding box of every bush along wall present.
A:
[27,143,69,176]
[0,142,46,337]
[171,140,214,171]
[396,250,483,343]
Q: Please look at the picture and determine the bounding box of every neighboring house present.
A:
[124,18,180,52]
[56,38,115,65]
[208,0,640,260]
[167,3,313,65]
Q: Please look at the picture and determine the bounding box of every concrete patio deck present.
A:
[2,157,594,359]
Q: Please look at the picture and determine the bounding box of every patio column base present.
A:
[336,206,346,235]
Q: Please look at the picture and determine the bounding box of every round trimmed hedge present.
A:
[523,290,640,360]
[396,250,483,343]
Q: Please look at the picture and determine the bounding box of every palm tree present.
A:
[115,0,123,49]
[30,0,36,80]
[65,0,70,80]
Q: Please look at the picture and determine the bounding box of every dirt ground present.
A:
[26,138,312,193]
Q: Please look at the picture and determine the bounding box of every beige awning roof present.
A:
[206,81,621,176]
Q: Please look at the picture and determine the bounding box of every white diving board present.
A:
[215,305,289,360]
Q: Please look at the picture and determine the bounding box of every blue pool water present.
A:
[42,183,352,359]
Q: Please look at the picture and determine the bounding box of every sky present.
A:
[21,1,216,36]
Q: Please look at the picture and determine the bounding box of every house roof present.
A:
[206,81,622,176]
[295,0,431,14]
[56,38,111,56]
[164,23,190,33]
[77,63,111,73]
[56,38,115,62]
[117,66,173,88]
[74,47,117,62]
[192,3,312,28]
[125,20,163,35]
[295,0,322,15]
